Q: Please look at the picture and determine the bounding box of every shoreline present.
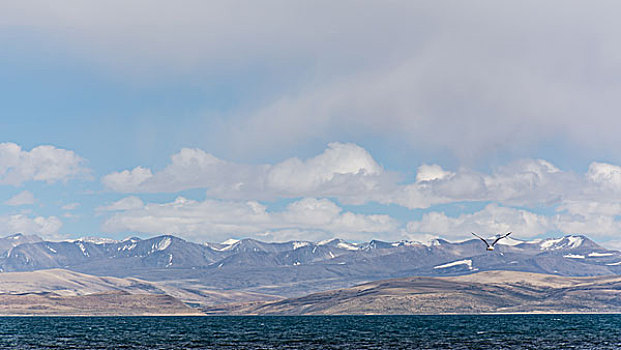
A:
[2,312,621,317]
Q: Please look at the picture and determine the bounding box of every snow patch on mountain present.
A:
[391,240,423,248]
[120,243,137,251]
[336,242,359,251]
[77,243,89,257]
[221,239,240,245]
[152,237,172,252]
[567,236,584,248]
[317,238,337,246]
[292,241,310,250]
[563,254,585,259]
[212,239,241,251]
[540,236,584,251]
[72,237,118,245]
[588,252,613,257]
[434,259,473,270]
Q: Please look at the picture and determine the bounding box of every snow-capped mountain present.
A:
[1,233,619,297]
[0,233,42,256]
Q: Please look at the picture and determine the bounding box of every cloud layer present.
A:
[102,196,398,242]
[3,2,621,161]
[102,143,621,210]
[98,143,621,243]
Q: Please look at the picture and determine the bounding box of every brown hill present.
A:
[204,270,621,315]
[0,268,280,308]
[0,291,201,316]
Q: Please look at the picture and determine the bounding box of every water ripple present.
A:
[0,315,620,349]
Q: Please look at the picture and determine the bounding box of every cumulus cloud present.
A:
[265,142,382,193]
[101,167,153,193]
[386,159,578,209]
[98,145,621,243]
[585,162,621,195]
[4,190,35,206]
[102,143,621,219]
[102,196,398,242]
[102,143,393,203]
[0,143,89,186]
[0,214,62,237]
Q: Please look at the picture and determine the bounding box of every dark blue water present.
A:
[0,315,620,349]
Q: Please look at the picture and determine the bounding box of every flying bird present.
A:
[471,232,512,251]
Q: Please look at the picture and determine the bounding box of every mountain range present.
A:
[2,232,621,304]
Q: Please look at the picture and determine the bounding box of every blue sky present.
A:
[2,1,621,248]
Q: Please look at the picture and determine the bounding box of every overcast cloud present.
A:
[2,1,621,160]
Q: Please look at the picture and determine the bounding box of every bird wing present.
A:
[471,232,491,248]
[491,232,512,246]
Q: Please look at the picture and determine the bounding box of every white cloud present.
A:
[101,166,153,193]
[406,204,552,240]
[416,164,454,182]
[0,214,62,237]
[557,200,621,217]
[102,143,393,203]
[407,202,621,241]
[386,159,577,209]
[586,162,621,191]
[0,143,89,186]
[265,142,382,194]
[102,196,398,242]
[97,196,144,211]
[98,147,621,243]
[101,143,621,223]
[4,190,35,206]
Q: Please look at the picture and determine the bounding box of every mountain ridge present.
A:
[1,233,620,300]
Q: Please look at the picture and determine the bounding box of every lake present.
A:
[1,314,620,349]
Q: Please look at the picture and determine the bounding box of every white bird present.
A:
[471,232,512,251]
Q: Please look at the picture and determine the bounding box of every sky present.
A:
[2,1,621,247]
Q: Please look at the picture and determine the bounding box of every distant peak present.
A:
[317,238,341,246]
[72,237,118,245]
[221,238,240,245]
[539,235,585,250]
